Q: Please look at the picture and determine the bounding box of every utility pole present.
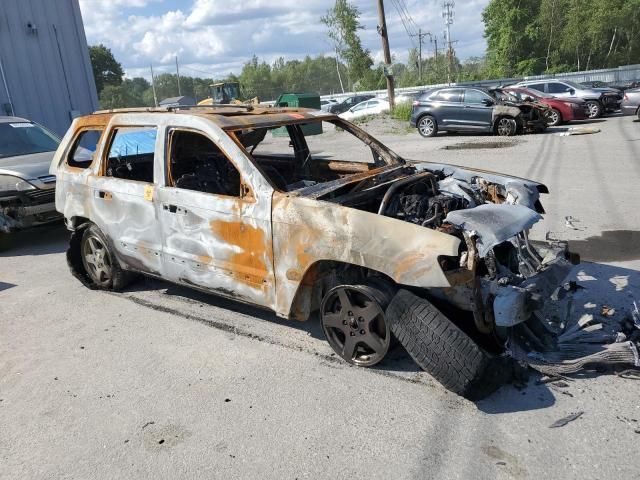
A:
[442,1,455,84]
[175,56,181,96]
[150,63,158,107]
[376,0,394,109]
[411,29,430,84]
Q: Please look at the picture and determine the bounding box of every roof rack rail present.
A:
[93,107,170,114]
[167,104,255,112]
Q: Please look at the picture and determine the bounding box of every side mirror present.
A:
[523,95,534,102]
[481,98,494,106]
[569,89,575,95]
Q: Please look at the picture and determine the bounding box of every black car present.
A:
[328,95,375,114]
[410,87,548,138]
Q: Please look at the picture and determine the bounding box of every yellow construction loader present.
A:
[197,81,260,106]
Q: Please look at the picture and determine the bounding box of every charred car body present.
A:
[410,87,548,138]
[51,106,639,399]
[0,116,60,235]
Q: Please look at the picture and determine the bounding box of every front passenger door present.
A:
[156,126,276,309]
[461,89,494,130]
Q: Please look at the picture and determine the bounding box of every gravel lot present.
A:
[2,114,640,479]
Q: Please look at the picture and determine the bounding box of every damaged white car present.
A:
[0,116,60,237]
[51,106,640,399]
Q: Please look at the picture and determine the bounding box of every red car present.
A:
[505,87,588,126]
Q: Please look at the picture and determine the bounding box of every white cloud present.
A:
[79,0,490,79]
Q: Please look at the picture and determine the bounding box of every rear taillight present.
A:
[624,93,628,100]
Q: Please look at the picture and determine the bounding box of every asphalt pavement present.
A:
[2,114,640,479]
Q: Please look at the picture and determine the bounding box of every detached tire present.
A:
[386,289,507,400]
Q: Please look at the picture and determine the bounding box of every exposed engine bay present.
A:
[314,163,640,375]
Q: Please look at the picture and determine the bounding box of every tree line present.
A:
[483,0,640,77]
[90,0,640,109]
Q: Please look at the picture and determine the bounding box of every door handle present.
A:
[96,190,112,200]
[162,203,187,215]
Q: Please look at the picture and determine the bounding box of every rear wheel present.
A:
[417,115,438,138]
[585,100,603,119]
[546,108,562,126]
[321,284,392,367]
[80,224,133,290]
[495,117,517,136]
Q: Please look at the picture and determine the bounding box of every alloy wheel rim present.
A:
[497,118,513,136]
[321,286,390,367]
[588,103,599,118]
[82,234,113,285]
[419,118,434,135]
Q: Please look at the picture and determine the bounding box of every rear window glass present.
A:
[67,129,103,168]
[0,122,59,159]
[429,89,463,102]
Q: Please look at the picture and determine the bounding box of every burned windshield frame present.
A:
[228,118,404,192]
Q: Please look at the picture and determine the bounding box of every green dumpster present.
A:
[272,92,322,136]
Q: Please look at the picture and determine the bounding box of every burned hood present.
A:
[410,160,547,212]
[445,203,542,257]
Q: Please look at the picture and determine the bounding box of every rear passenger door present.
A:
[154,119,276,309]
[429,89,464,128]
[89,124,165,275]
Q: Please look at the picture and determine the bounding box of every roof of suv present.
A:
[79,105,335,131]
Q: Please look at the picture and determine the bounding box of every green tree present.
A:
[89,44,124,94]
[482,0,542,77]
[321,0,373,90]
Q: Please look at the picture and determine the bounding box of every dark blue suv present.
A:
[410,87,547,138]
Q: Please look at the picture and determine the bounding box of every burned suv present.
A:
[410,87,548,138]
[51,106,637,399]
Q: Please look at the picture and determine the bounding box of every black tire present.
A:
[0,233,10,252]
[386,289,509,400]
[585,100,603,119]
[546,108,562,126]
[494,116,517,136]
[79,224,134,291]
[417,115,438,138]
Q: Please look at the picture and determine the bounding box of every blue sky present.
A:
[79,0,490,79]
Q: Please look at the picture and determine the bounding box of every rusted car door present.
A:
[153,116,276,309]
[87,119,165,275]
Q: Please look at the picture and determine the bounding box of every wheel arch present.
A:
[287,260,396,321]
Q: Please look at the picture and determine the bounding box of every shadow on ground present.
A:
[569,230,640,262]
[0,223,68,257]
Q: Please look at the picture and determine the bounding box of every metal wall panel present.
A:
[0,0,98,136]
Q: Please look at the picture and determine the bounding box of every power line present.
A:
[390,0,417,47]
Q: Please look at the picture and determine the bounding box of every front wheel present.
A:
[417,115,438,137]
[495,117,517,136]
[585,100,603,119]
[320,284,392,367]
[546,108,562,126]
